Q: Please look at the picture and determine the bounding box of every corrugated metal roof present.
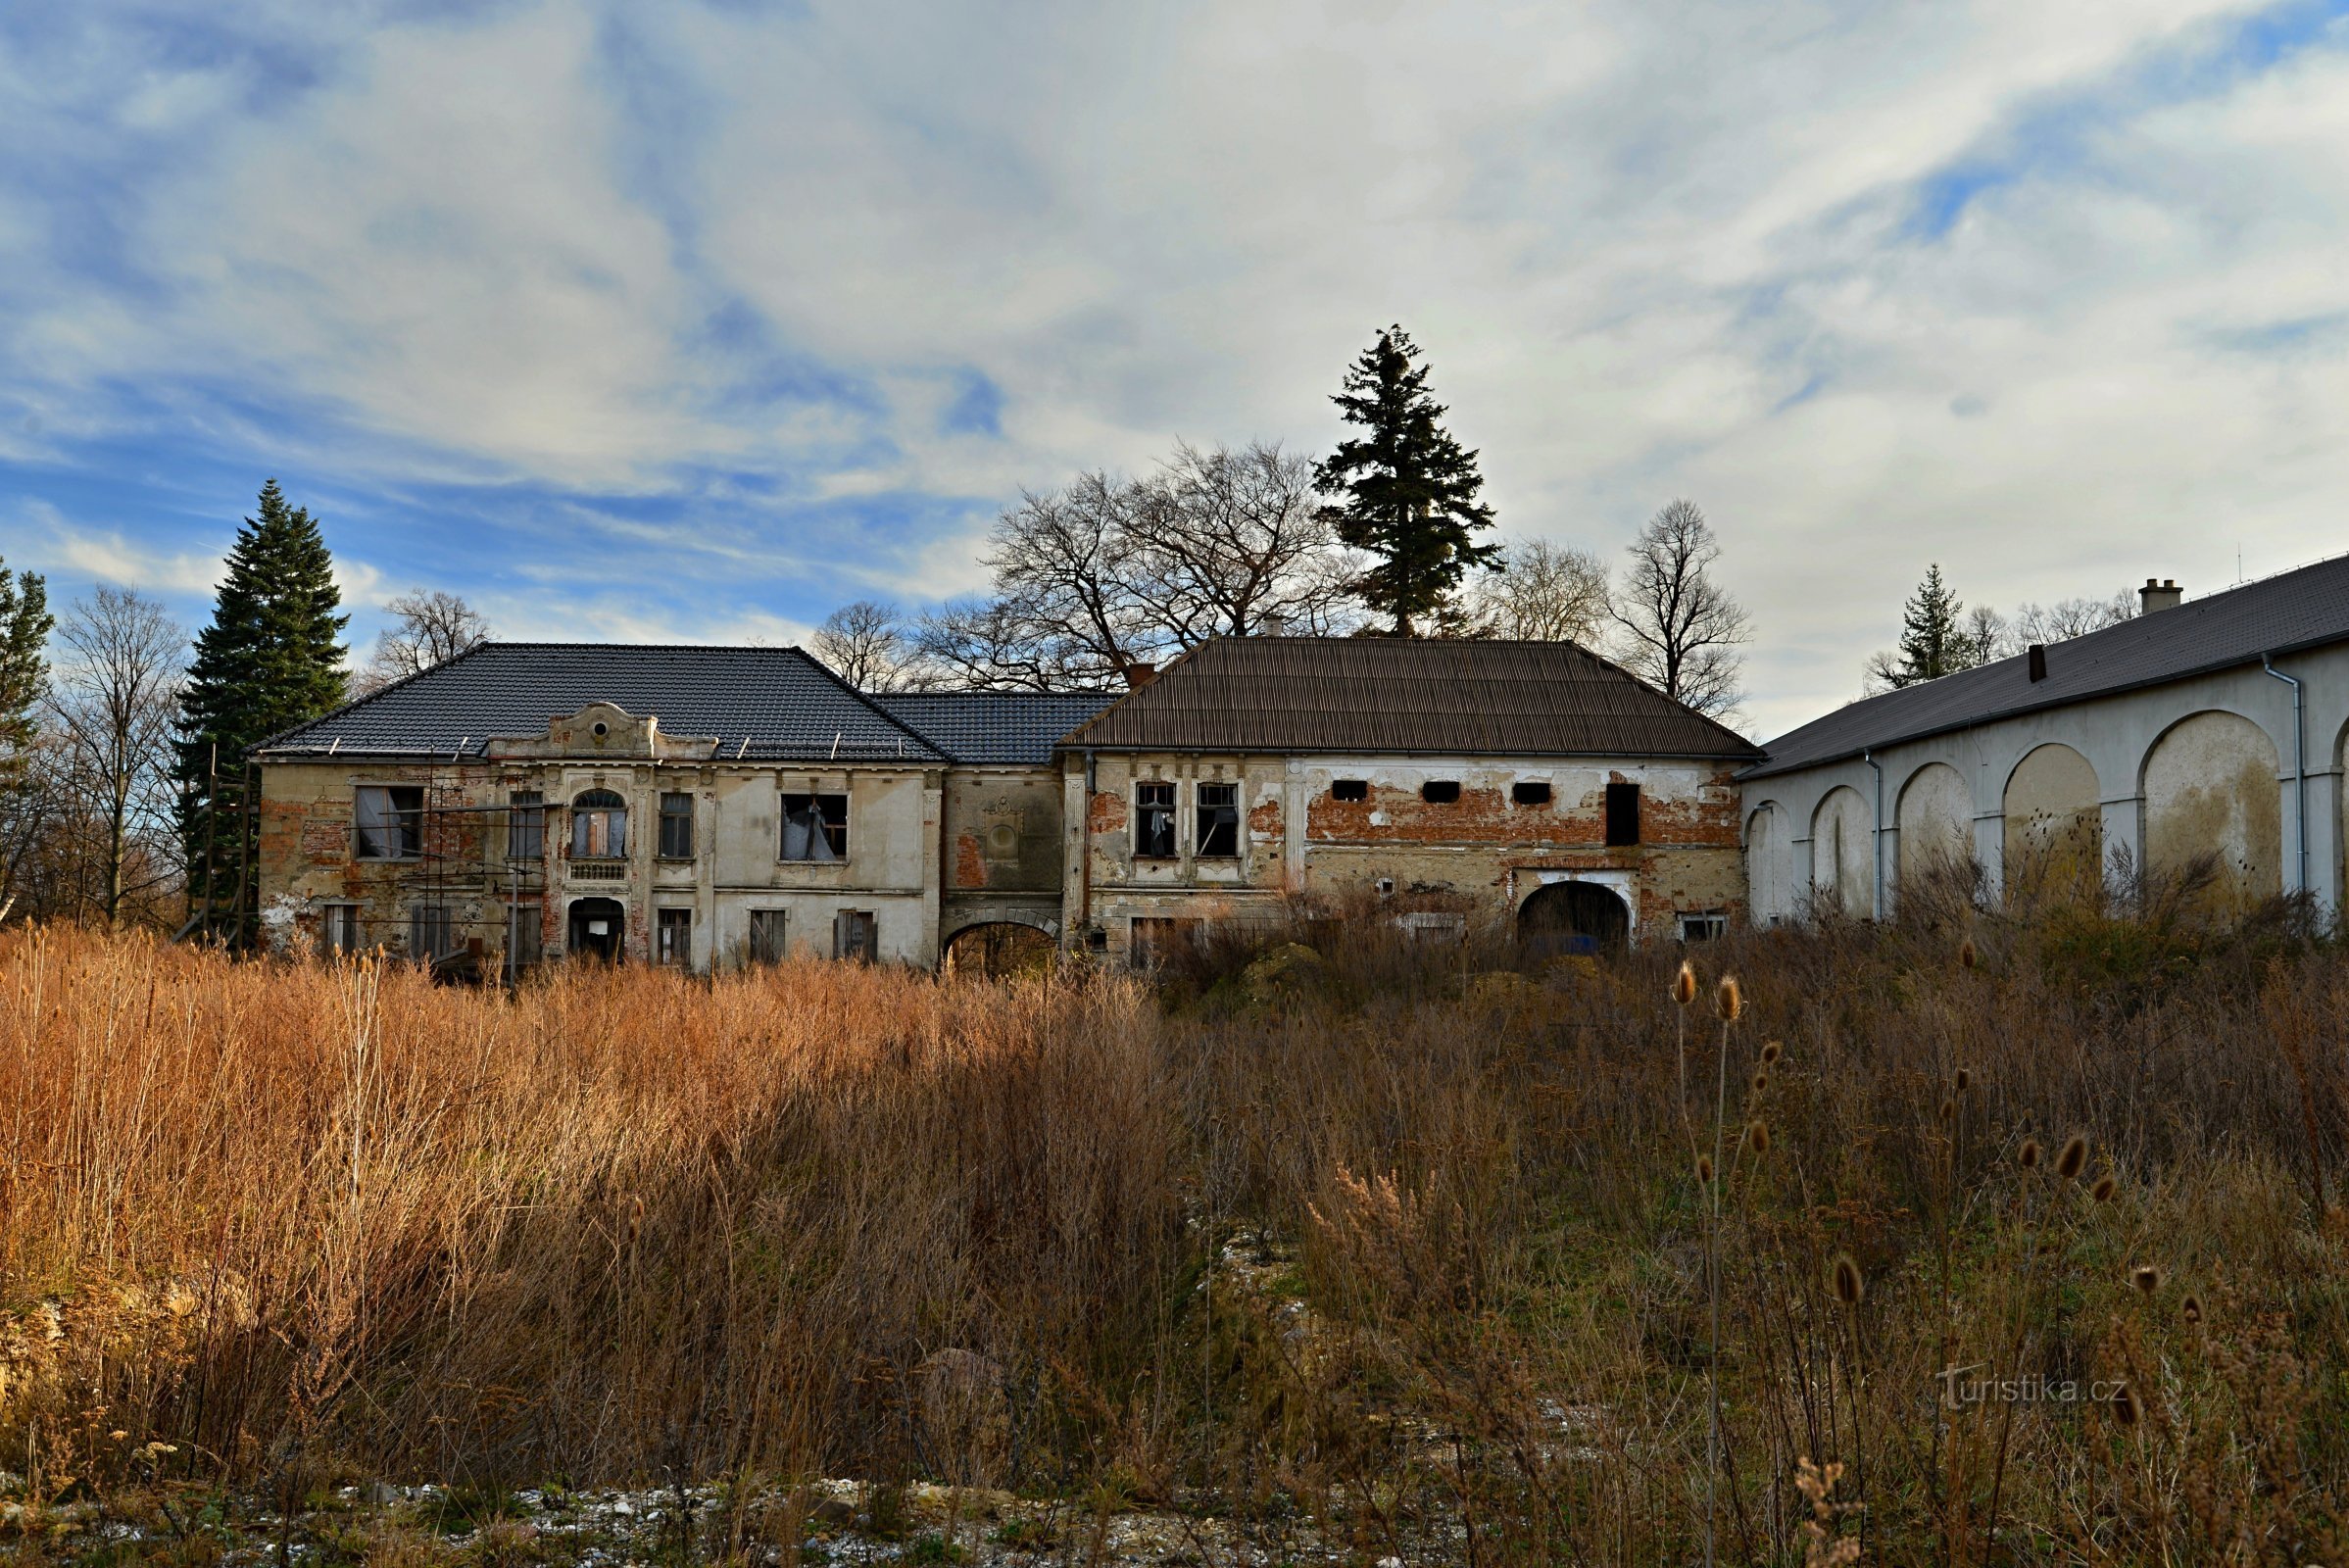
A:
[255,643,947,762]
[1059,636,1762,759]
[1746,553,2349,779]
[877,692,1117,765]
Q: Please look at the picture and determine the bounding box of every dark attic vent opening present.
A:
[1422,780,1461,805]
[1512,780,1552,806]
[1331,778,1369,802]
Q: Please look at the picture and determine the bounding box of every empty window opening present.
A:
[1679,912,1727,943]
[656,906,693,966]
[749,908,788,965]
[833,908,877,963]
[318,904,361,958]
[781,793,849,860]
[410,904,455,961]
[1135,781,1177,858]
[507,790,545,859]
[1331,778,1369,802]
[355,785,424,860]
[658,792,695,858]
[1196,782,1240,857]
[572,789,627,858]
[1512,780,1552,807]
[1421,780,1461,805]
[1605,782,1642,847]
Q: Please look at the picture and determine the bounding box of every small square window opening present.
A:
[1421,780,1461,804]
[1512,780,1552,807]
[1679,912,1728,943]
[1331,779,1369,802]
[1196,782,1240,857]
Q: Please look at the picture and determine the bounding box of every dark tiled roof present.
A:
[256,643,946,762]
[1059,636,1761,759]
[1747,553,2349,780]
[876,692,1116,766]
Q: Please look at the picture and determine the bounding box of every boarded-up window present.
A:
[658,792,695,858]
[1196,783,1240,857]
[572,790,627,858]
[508,791,545,859]
[749,909,788,964]
[410,905,454,960]
[656,906,692,966]
[1135,781,1176,858]
[355,786,423,859]
[509,904,542,971]
[1605,782,1641,847]
[1331,779,1368,802]
[318,904,360,957]
[833,909,876,963]
[781,794,849,860]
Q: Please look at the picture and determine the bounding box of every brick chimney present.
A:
[1120,660,1157,690]
[2139,577,2183,613]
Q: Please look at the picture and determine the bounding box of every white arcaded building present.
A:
[1741,558,2349,923]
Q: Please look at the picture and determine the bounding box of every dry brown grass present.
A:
[3,908,2346,1565]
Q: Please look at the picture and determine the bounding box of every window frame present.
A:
[658,791,696,859]
[1511,780,1553,807]
[507,790,546,860]
[748,908,789,965]
[1133,780,1177,859]
[1678,912,1728,943]
[832,908,877,963]
[318,902,361,958]
[354,784,425,861]
[410,904,455,961]
[656,906,693,967]
[1604,781,1642,847]
[1195,782,1241,858]
[571,789,628,859]
[780,792,850,861]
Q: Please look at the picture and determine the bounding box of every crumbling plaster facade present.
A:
[1741,643,2349,923]
[1063,751,1747,959]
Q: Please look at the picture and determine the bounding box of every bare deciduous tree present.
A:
[811,600,928,692]
[1611,499,1750,717]
[358,589,492,695]
[1470,538,1613,644]
[2010,592,2134,647]
[1128,441,1353,642]
[47,587,185,928]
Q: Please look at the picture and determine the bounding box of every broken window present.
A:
[1605,782,1642,847]
[318,903,360,958]
[1196,782,1240,858]
[1421,780,1461,805]
[507,790,545,859]
[1331,779,1369,802]
[1134,781,1176,858]
[656,906,692,966]
[749,908,788,964]
[781,793,849,861]
[1512,780,1552,807]
[1678,912,1727,943]
[571,789,627,858]
[833,908,876,962]
[355,785,423,859]
[659,792,695,858]
[410,904,454,960]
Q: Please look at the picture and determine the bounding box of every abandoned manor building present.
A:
[250,553,2348,970]
[251,636,1760,971]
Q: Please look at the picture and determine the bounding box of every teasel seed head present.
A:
[2019,1138,2042,1169]
[1716,974,1742,1022]
[1760,1039,1783,1065]
[1937,1097,1955,1123]
[2091,1175,2117,1203]
[1832,1252,1864,1307]
[1954,1067,1971,1092]
[1753,1070,1769,1093]
[2181,1294,2203,1325]
[1673,961,1697,1006]
[2110,1382,2139,1427]
[1959,936,1978,969]
[1747,1119,1770,1155]
[2057,1134,2088,1181]
[1696,1154,1714,1185]
[2132,1264,2161,1295]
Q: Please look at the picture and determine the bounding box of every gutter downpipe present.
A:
[2262,656,2308,897]
[1080,748,1098,946]
[1864,749,1885,921]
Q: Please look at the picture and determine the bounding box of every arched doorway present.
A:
[1518,880,1630,957]
[944,921,1055,978]
[568,897,625,962]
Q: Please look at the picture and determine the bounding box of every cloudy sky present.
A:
[4,1,2347,739]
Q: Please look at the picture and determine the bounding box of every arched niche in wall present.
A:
[1896,762,1973,892]
[1810,786,1874,915]
[2003,743,2100,906]
[2142,710,2281,908]
[1745,803,1792,925]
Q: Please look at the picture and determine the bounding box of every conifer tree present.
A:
[1313,325,1498,635]
[1894,564,1973,686]
[0,558,56,920]
[176,480,348,942]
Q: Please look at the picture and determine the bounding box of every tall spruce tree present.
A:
[0,558,56,920]
[1894,564,1972,686]
[176,480,348,942]
[1313,325,1498,635]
